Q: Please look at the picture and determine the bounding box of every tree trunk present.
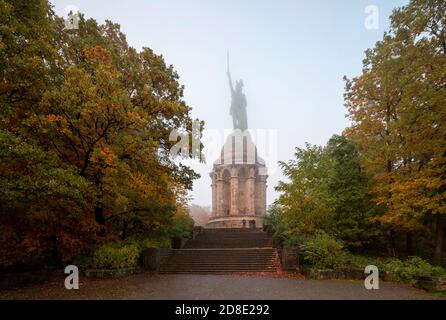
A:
[95,205,105,225]
[121,220,128,240]
[433,214,444,266]
[50,235,61,268]
[95,205,106,237]
[387,229,396,257]
[406,231,414,256]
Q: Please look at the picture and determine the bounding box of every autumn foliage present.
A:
[0,0,200,270]
[344,0,446,264]
[270,0,445,265]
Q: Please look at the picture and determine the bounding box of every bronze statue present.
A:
[227,52,248,131]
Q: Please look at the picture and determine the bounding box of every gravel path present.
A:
[0,273,440,300]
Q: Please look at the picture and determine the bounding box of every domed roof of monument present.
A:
[214,130,266,167]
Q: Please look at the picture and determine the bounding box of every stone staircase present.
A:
[159,228,279,274]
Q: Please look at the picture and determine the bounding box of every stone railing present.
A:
[265,227,299,272]
[414,275,446,292]
[141,248,173,272]
[0,269,57,290]
[277,247,299,271]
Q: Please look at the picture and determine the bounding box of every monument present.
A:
[206,55,268,229]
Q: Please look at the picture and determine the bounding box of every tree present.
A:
[0,131,97,269]
[263,203,286,244]
[344,0,446,262]
[275,143,334,238]
[326,135,381,249]
[0,0,202,269]
[274,136,377,249]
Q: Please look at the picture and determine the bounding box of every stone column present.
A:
[230,167,238,215]
[247,167,256,215]
[211,174,216,217]
[216,174,223,217]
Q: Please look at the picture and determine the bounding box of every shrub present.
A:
[140,238,171,249]
[75,235,174,270]
[300,230,347,269]
[344,254,377,270]
[381,256,446,284]
[77,243,140,269]
[170,211,194,238]
[283,233,306,247]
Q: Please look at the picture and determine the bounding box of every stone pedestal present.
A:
[207,131,268,229]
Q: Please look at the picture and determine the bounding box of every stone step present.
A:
[168,257,275,262]
[198,234,266,236]
[195,232,269,236]
[187,238,271,241]
[203,228,264,232]
[170,255,274,259]
[160,265,276,270]
[171,248,273,251]
[197,237,270,240]
[169,255,274,259]
[186,239,271,243]
[160,268,276,272]
[160,270,277,274]
[183,245,272,249]
[184,240,272,249]
[190,237,271,242]
[169,256,274,259]
[160,269,276,273]
[160,264,275,268]
[173,249,274,253]
[165,255,274,259]
[163,263,275,267]
[165,265,275,269]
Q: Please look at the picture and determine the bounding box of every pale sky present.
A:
[51,0,409,207]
